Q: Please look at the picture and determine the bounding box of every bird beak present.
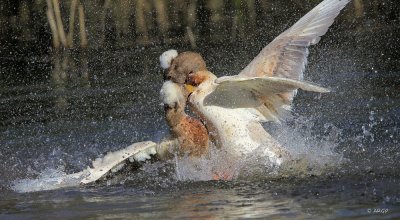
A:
[184,84,196,93]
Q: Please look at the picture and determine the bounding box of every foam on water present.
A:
[11,167,85,193]
[262,116,344,178]
[10,113,345,193]
[173,114,344,181]
[174,145,244,181]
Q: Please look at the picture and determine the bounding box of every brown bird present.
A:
[160,80,209,158]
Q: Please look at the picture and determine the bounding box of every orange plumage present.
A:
[172,115,209,157]
[161,81,209,158]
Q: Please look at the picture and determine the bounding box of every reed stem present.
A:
[67,0,78,47]
[353,0,364,18]
[78,2,88,48]
[46,0,60,48]
[52,0,67,47]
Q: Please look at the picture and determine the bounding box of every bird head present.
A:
[184,71,213,93]
[160,50,207,84]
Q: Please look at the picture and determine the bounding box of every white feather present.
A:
[160,49,178,69]
[160,80,184,107]
[189,79,286,165]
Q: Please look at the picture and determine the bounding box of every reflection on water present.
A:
[51,50,90,112]
[1,176,400,219]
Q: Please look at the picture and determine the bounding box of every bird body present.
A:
[160,81,209,157]
[159,0,350,172]
[187,71,289,165]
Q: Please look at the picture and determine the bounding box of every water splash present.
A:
[261,115,345,177]
[172,114,345,181]
[174,145,244,181]
[9,112,349,193]
[361,110,377,143]
[11,167,85,193]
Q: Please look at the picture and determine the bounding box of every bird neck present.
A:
[165,105,186,128]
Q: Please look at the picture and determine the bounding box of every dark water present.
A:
[1,177,399,219]
[1,1,400,219]
[1,46,399,219]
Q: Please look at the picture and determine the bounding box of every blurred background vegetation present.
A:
[0,0,399,52]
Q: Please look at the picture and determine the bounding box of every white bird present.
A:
[160,0,349,176]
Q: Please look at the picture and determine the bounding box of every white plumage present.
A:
[160,80,184,107]
[238,0,350,105]
[189,76,288,164]
[160,49,178,70]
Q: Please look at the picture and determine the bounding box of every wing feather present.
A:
[205,76,329,122]
[238,0,349,82]
[236,0,348,112]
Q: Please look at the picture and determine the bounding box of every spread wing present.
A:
[13,140,179,192]
[81,140,176,184]
[238,0,349,102]
[204,76,329,122]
